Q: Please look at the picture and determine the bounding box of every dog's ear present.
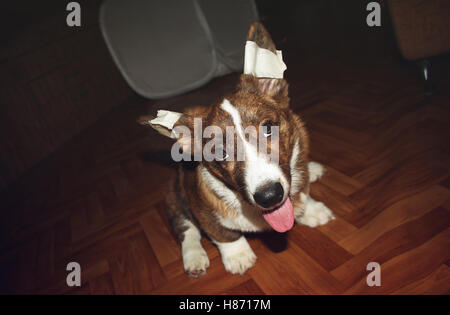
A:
[242,22,289,105]
[239,74,289,97]
[137,107,208,156]
[247,22,277,54]
[238,74,289,106]
[137,111,181,139]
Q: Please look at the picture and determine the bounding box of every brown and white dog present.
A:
[138,22,334,277]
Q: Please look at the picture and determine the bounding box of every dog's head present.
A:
[139,22,309,232]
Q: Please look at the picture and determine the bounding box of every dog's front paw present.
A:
[183,248,210,278]
[216,236,257,275]
[308,161,326,183]
[222,248,257,275]
[296,197,335,228]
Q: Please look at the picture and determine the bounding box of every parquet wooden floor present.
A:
[1,57,449,294]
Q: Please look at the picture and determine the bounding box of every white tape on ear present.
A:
[150,110,182,130]
[149,110,183,138]
[244,41,287,79]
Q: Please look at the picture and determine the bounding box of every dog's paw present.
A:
[223,250,257,275]
[216,237,257,275]
[183,248,210,278]
[308,161,326,183]
[222,248,257,275]
[296,197,335,228]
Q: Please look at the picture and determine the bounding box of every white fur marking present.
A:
[290,139,302,194]
[181,220,210,277]
[220,99,288,201]
[214,236,257,275]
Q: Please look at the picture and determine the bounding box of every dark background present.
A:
[0,0,449,294]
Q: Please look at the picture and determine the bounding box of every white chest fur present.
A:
[199,165,270,232]
[215,203,270,232]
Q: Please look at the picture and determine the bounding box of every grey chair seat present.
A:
[100,0,258,99]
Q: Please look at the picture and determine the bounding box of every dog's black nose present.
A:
[253,182,284,209]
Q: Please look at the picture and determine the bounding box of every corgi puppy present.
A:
[138,22,334,277]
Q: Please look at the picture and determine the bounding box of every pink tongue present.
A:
[262,197,294,233]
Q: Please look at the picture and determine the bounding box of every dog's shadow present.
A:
[248,231,288,253]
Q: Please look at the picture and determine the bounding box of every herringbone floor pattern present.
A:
[1,60,449,294]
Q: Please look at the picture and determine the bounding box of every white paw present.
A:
[183,248,210,278]
[222,248,257,275]
[215,237,257,275]
[296,195,335,228]
[181,220,210,278]
[308,161,325,183]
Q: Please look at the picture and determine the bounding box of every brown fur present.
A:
[162,72,310,244]
[247,22,277,53]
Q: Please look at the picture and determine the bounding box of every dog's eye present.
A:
[215,147,229,161]
[262,120,274,137]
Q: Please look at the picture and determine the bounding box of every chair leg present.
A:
[418,59,435,95]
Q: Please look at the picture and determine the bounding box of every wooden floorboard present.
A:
[0,59,449,294]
